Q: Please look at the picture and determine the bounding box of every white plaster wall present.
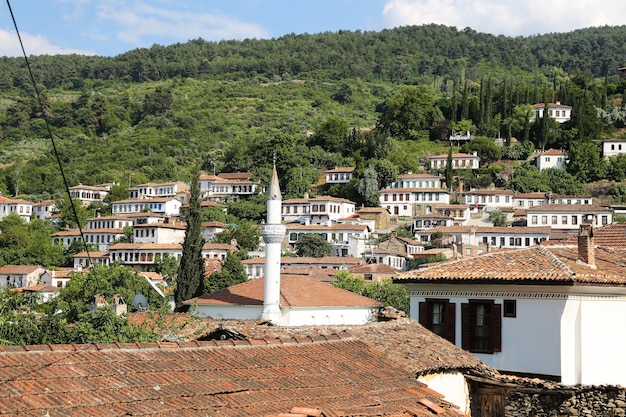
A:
[287,307,377,326]
[417,372,469,415]
[578,298,626,386]
[192,305,263,320]
[560,299,581,385]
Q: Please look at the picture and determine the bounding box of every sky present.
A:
[0,0,625,57]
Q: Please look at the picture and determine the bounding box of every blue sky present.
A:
[1,0,625,57]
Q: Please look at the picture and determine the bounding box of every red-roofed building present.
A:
[0,265,45,288]
[396,224,626,386]
[531,101,572,123]
[324,166,355,184]
[536,148,567,170]
[430,152,480,170]
[186,274,382,325]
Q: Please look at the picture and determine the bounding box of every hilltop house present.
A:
[602,139,626,159]
[198,172,262,201]
[0,265,45,288]
[531,102,572,123]
[285,222,369,257]
[324,166,355,184]
[68,183,111,206]
[536,148,567,170]
[430,152,480,170]
[396,224,626,386]
[281,196,356,225]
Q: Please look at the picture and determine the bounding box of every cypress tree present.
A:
[174,167,205,311]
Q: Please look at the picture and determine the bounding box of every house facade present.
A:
[531,102,572,123]
[380,188,450,217]
[526,204,613,232]
[396,226,626,386]
[281,196,356,225]
[285,223,369,258]
[198,172,262,201]
[430,152,480,170]
[536,148,567,170]
[0,265,45,288]
[68,184,110,206]
[324,167,354,184]
[111,197,182,217]
[602,139,626,159]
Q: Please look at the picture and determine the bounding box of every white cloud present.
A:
[96,2,270,46]
[381,0,626,36]
[0,29,95,57]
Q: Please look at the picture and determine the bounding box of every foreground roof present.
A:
[0,335,464,416]
[397,244,626,286]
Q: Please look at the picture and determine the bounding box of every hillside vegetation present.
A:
[0,24,625,201]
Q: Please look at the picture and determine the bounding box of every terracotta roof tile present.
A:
[186,275,383,308]
[0,336,464,416]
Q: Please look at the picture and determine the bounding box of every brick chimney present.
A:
[577,223,595,267]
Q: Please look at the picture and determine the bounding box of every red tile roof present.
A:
[0,335,464,416]
[526,203,611,212]
[0,265,42,275]
[397,244,626,286]
[324,166,355,173]
[186,275,383,308]
[241,256,362,266]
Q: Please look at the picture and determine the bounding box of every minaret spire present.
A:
[261,160,286,324]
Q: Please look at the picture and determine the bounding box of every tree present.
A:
[213,219,261,253]
[331,271,409,313]
[544,168,586,195]
[174,168,205,311]
[57,197,90,229]
[610,183,626,203]
[507,163,550,193]
[461,136,501,166]
[309,116,349,153]
[356,164,380,207]
[566,141,606,183]
[294,234,332,258]
[377,86,442,141]
[204,251,247,294]
[489,210,508,227]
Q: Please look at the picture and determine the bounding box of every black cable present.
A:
[5,0,93,267]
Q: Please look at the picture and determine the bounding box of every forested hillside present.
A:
[0,24,625,202]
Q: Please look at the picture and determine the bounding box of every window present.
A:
[503,300,517,318]
[541,216,548,225]
[562,215,568,224]
[602,215,608,225]
[552,216,557,225]
[531,216,537,225]
[419,299,455,343]
[572,215,578,225]
[462,300,501,353]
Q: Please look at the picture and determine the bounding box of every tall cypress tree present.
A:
[174,167,205,311]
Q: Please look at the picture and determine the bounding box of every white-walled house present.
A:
[285,223,369,258]
[602,139,626,159]
[242,256,362,280]
[111,197,182,218]
[68,184,110,206]
[73,251,110,269]
[198,172,262,202]
[380,188,450,217]
[40,268,76,288]
[430,153,480,170]
[32,200,56,221]
[389,172,442,189]
[324,167,355,184]
[201,221,226,241]
[526,204,612,232]
[536,149,567,170]
[133,221,186,244]
[185,275,382,326]
[413,225,551,250]
[281,196,356,225]
[396,225,626,386]
[0,265,45,288]
[0,196,33,222]
[129,181,189,200]
[464,189,514,211]
[531,102,572,123]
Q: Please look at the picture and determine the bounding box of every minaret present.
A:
[261,163,286,324]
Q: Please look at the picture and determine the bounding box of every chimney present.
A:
[577,223,595,267]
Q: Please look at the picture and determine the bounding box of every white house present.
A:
[40,268,76,288]
[198,172,262,202]
[0,265,44,288]
[132,221,186,244]
[285,223,369,257]
[536,148,567,170]
[380,188,450,217]
[32,200,56,221]
[602,139,626,159]
[0,196,33,222]
[242,256,362,280]
[413,225,551,251]
[389,172,442,189]
[324,167,355,184]
[282,196,356,225]
[433,204,471,225]
[111,197,182,218]
[430,152,480,170]
[68,184,111,206]
[185,275,382,326]
[51,229,82,248]
[201,221,226,241]
[396,225,626,386]
[73,251,110,269]
[464,189,514,211]
[531,102,572,123]
[526,204,612,232]
[413,214,454,231]
[129,181,189,200]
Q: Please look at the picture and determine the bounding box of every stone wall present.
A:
[505,386,626,417]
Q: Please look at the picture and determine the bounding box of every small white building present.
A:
[0,196,33,222]
[380,188,450,217]
[536,148,567,170]
[527,204,612,232]
[324,167,355,184]
[40,268,76,288]
[186,275,382,326]
[201,221,226,241]
[282,196,356,225]
[430,152,480,170]
[602,139,626,159]
[111,197,182,218]
[464,189,514,211]
[0,265,45,288]
[389,172,442,189]
[129,181,189,200]
[413,225,551,250]
[198,172,262,202]
[285,223,369,258]
[73,251,110,269]
[133,221,186,244]
[68,184,111,206]
[242,256,362,280]
[531,102,572,123]
[32,200,56,221]
[397,225,626,386]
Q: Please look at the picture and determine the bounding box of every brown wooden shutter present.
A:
[461,303,471,350]
[418,302,427,327]
[492,303,502,352]
[445,302,456,344]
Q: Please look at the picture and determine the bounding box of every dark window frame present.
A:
[461,300,501,354]
[419,298,455,344]
[503,300,517,318]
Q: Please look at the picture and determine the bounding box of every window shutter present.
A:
[461,303,471,350]
[492,303,502,352]
[445,302,456,344]
[418,302,427,327]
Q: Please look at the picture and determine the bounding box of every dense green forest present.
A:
[0,24,625,202]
